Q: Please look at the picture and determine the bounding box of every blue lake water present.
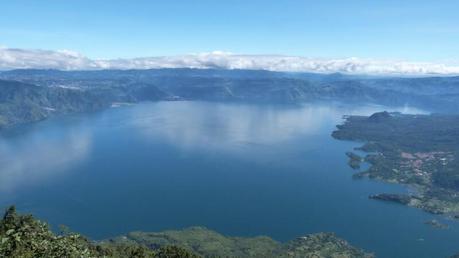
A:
[0,101,458,257]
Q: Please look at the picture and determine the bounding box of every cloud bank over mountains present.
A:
[1,47,458,75]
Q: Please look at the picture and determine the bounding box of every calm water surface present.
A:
[0,101,458,258]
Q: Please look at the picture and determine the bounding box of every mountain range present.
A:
[1,68,458,128]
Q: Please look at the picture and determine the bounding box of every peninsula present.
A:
[333,111,459,216]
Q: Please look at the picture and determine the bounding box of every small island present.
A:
[424,219,449,229]
[346,151,363,170]
[333,111,459,217]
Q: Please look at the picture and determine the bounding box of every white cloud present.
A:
[1,47,459,75]
[0,47,97,70]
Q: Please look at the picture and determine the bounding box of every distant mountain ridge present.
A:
[0,68,458,128]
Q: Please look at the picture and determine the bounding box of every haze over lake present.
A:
[0,101,458,258]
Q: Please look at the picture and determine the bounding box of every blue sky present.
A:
[1,0,458,62]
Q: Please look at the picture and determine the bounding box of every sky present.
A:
[1,0,459,74]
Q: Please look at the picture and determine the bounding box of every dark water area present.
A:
[0,101,458,258]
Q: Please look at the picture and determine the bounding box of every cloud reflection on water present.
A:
[0,129,92,193]
[0,101,427,193]
[128,101,428,151]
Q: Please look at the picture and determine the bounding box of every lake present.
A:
[0,101,458,258]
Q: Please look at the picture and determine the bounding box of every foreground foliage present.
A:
[105,227,373,257]
[0,206,196,257]
[0,206,372,257]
